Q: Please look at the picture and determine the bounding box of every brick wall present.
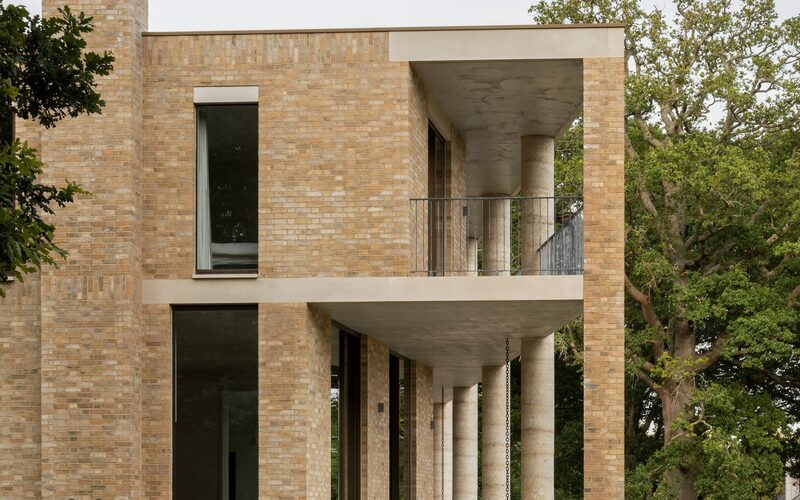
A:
[0,275,41,498]
[141,32,417,279]
[445,127,467,275]
[34,1,147,497]
[141,304,172,499]
[361,336,390,498]
[260,303,331,498]
[408,69,467,274]
[582,57,626,499]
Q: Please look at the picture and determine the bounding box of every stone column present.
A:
[482,365,509,499]
[452,385,478,499]
[520,135,555,275]
[434,391,453,500]
[521,336,555,500]
[467,236,479,276]
[482,195,511,276]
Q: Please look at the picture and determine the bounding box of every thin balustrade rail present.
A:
[409,196,583,276]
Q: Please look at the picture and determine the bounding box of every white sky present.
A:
[12,0,799,32]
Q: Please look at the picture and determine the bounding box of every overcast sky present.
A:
[12,0,799,31]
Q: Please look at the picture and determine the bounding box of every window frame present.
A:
[194,100,260,275]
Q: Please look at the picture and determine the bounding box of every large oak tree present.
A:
[532,0,800,497]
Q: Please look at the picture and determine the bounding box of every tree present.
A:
[0,2,114,294]
[531,0,800,497]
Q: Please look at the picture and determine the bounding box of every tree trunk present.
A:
[660,320,698,499]
[661,379,698,500]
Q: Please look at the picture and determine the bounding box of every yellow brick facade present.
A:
[0,1,624,498]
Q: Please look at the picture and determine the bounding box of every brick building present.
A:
[0,1,624,498]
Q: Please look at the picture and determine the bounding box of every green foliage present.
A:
[627,384,789,499]
[0,2,113,293]
[0,140,85,283]
[531,0,800,496]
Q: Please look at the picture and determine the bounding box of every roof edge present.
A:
[142,23,626,37]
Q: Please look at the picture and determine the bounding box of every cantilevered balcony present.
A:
[410,195,583,276]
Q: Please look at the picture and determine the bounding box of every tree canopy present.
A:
[531,0,800,497]
[0,2,113,293]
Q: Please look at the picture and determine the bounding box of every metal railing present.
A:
[409,196,583,276]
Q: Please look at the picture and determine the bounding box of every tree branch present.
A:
[694,333,728,373]
[632,362,664,397]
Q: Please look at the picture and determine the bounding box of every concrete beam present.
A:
[389,27,625,61]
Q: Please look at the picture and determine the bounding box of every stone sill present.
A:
[192,273,258,280]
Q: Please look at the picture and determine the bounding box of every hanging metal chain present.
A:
[505,338,511,500]
[441,385,445,500]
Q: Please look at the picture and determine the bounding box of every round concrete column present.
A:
[520,136,555,275]
[482,195,511,276]
[452,385,478,499]
[482,365,509,499]
[521,335,555,500]
[467,237,479,276]
[434,397,453,500]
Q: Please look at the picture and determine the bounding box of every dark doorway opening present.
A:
[173,306,258,500]
[428,123,448,275]
[332,326,362,499]
[390,354,412,499]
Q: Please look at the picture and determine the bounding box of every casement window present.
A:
[195,87,258,273]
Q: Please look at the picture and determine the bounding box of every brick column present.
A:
[582,57,626,498]
[141,304,172,498]
[452,385,478,499]
[38,1,147,497]
[260,303,331,498]
[409,361,435,498]
[434,391,453,500]
[0,275,41,497]
[361,336,390,497]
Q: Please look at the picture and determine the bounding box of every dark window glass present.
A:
[196,104,258,271]
[390,355,411,499]
[428,124,447,275]
[173,307,258,500]
[333,328,361,500]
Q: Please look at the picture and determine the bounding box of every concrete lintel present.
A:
[141,275,582,305]
[193,86,258,103]
[389,27,624,62]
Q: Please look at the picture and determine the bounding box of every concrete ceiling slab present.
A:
[413,59,583,196]
[317,298,582,393]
